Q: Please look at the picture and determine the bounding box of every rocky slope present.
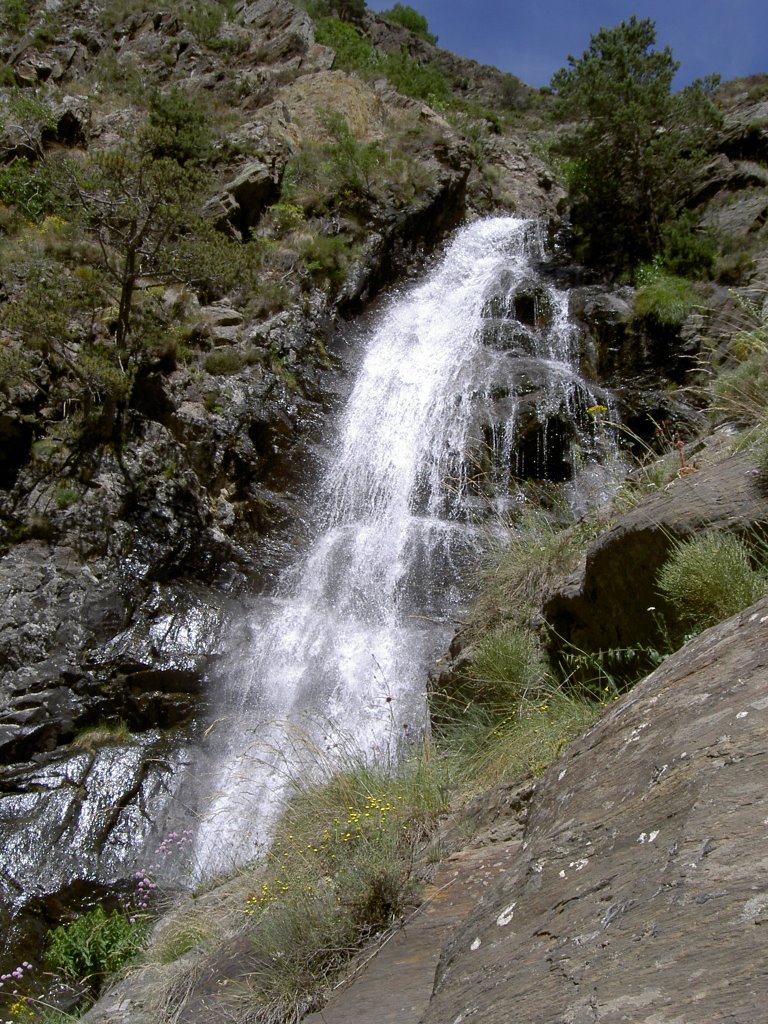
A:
[0,0,766,1002]
[0,0,562,964]
[422,592,768,1024]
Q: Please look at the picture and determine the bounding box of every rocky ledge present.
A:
[423,594,768,1024]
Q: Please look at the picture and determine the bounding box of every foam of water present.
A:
[191,217,619,875]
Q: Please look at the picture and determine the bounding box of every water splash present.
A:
[192,217,619,875]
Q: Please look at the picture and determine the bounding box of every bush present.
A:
[380,4,438,44]
[1,0,29,34]
[140,88,213,166]
[300,232,354,289]
[314,16,378,74]
[659,211,718,280]
[656,532,768,634]
[46,906,149,991]
[204,348,244,375]
[633,268,698,327]
[0,157,63,223]
[468,624,544,711]
[381,48,450,103]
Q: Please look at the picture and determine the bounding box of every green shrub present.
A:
[46,906,149,990]
[322,110,382,195]
[0,0,28,34]
[633,268,698,326]
[313,16,449,103]
[659,211,718,279]
[469,624,544,710]
[0,157,63,223]
[657,532,768,634]
[381,48,450,103]
[380,4,438,44]
[140,88,213,166]
[313,16,377,74]
[204,348,244,375]
[300,232,354,289]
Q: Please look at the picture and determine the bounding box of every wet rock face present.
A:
[423,596,768,1024]
[0,734,189,964]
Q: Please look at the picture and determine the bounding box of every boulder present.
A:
[423,595,768,1024]
[543,444,768,654]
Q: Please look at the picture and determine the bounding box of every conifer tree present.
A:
[551,16,720,274]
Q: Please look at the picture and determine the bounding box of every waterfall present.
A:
[191,217,618,876]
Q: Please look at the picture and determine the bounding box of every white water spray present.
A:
[192,218,617,875]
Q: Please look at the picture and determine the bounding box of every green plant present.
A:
[710,294,768,424]
[380,48,450,103]
[72,721,132,751]
[322,110,382,195]
[466,623,545,712]
[380,4,438,44]
[558,640,666,700]
[659,210,718,279]
[633,267,699,327]
[656,531,768,634]
[314,16,378,74]
[203,348,244,375]
[1,0,28,34]
[712,347,768,424]
[140,87,214,166]
[154,918,216,965]
[46,906,149,992]
[54,484,80,510]
[550,17,720,273]
[437,689,601,795]
[300,232,354,290]
[0,157,62,222]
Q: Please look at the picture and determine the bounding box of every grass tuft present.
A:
[657,531,768,634]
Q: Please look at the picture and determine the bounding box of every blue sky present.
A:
[368,1,767,88]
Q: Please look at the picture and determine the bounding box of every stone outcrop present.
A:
[544,439,768,655]
[422,595,768,1024]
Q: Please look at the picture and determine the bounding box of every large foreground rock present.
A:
[424,596,768,1024]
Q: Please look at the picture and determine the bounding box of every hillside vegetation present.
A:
[0,4,767,1023]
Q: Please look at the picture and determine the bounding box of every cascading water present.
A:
[192,217,619,877]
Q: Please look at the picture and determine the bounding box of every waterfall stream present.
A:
[192,217,619,877]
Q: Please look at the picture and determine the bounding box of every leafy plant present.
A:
[656,531,768,634]
[633,267,699,327]
[46,906,149,992]
[550,17,720,273]
[381,48,450,103]
[380,4,438,44]
[140,87,214,166]
[314,16,378,74]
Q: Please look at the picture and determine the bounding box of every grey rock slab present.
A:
[304,843,527,1024]
[544,448,768,652]
[422,596,768,1024]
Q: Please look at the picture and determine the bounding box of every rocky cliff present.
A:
[0,0,561,965]
[0,2,767,1015]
